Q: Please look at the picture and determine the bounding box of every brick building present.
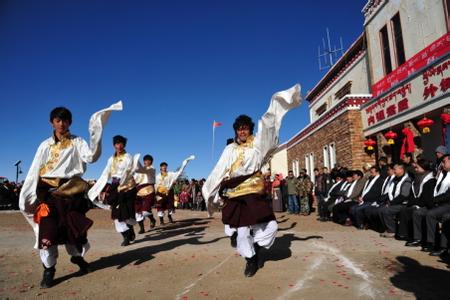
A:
[286,34,375,179]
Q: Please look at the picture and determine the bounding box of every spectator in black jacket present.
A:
[423,154,450,256]
[399,159,436,243]
[379,163,412,238]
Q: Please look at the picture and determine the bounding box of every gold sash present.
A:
[224,172,265,199]
[50,176,89,197]
[137,185,155,197]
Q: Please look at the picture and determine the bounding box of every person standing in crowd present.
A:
[350,166,384,229]
[313,168,324,213]
[202,84,300,277]
[422,154,450,256]
[89,135,138,247]
[378,157,388,178]
[379,163,412,238]
[402,152,416,179]
[400,159,436,244]
[20,102,122,288]
[285,170,299,214]
[435,145,448,176]
[133,154,157,233]
[271,174,284,212]
[297,169,313,215]
[332,170,366,225]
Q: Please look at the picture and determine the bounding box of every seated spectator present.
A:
[318,172,345,221]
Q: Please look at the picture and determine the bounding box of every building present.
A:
[286,34,374,179]
[361,0,450,162]
[269,142,288,177]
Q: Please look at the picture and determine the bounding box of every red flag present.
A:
[213,121,222,128]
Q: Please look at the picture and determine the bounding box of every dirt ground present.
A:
[0,209,449,300]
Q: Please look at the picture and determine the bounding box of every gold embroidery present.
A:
[156,172,169,195]
[137,185,154,196]
[224,172,265,199]
[110,152,127,176]
[118,177,136,192]
[39,132,74,184]
[229,135,254,174]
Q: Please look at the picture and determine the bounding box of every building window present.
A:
[309,153,315,182]
[329,142,336,169]
[335,81,352,100]
[323,145,330,169]
[445,0,450,31]
[315,103,327,117]
[292,159,299,177]
[380,25,392,75]
[391,13,405,66]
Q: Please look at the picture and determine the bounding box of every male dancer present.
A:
[202,84,301,277]
[155,156,195,224]
[134,154,157,233]
[19,101,122,288]
[88,135,139,246]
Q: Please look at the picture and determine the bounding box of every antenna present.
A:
[317,28,344,71]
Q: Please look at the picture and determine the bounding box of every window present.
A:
[335,81,352,100]
[391,13,405,66]
[380,25,392,74]
[323,145,330,169]
[329,142,336,169]
[292,159,299,177]
[445,0,450,31]
[309,153,315,182]
[315,103,327,117]
[305,155,310,177]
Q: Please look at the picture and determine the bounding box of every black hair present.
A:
[143,154,153,162]
[233,115,255,135]
[226,138,234,145]
[387,163,395,170]
[378,156,388,163]
[113,135,127,146]
[288,170,293,173]
[346,170,354,178]
[302,168,307,173]
[395,162,407,169]
[370,166,380,172]
[403,152,414,160]
[354,170,364,178]
[50,107,72,124]
[314,168,319,172]
[160,162,168,167]
[415,158,433,171]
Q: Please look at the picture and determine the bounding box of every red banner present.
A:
[372,32,450,97]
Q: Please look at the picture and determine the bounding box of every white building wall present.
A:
[365,0,448,83]
[270,147,288,177]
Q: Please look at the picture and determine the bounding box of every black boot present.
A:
[70,256,90,274]
[159,216,165,226]
[168,214,174,224]
[149,215,156,228]
[40,265,55,289]
[138,221,145,234]
[230,231,237,248]
[244,255,258,277]
[127,225,136,242]
[121,231,130,246]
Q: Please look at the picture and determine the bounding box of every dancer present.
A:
[202,84,301,277]
[155,156,195,224]
[88,135,139,246]
[19,101,122,288]
[134,154,157,233]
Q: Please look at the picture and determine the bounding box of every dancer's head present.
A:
[113,135,127,154]
[143,154,153,167]
[50,107,72,136]
[160,162,168,173]
[233,114,254,143]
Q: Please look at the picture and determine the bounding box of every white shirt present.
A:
[134,164,156,185]
[155,155,195,192]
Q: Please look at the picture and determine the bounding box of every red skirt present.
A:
[222,193,275,227]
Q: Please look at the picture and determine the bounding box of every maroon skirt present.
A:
[222,193,275,227]
[135,184,155,213]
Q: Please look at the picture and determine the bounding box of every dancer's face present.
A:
[114,142,125,154]
[236,125,250,143]
[51,118,70,136]
[160,165,168,173]
[144,159,152,167]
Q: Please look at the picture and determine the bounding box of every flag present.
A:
[213,121,222,128]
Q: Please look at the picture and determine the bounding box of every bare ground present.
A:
[0,209,449,299]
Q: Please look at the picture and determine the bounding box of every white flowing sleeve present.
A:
[254,84,301,164]
[19,141,48,213]
[202,147,232,204]
[79,101,123,164]
[88,157,112,201]
[167,155,195,188]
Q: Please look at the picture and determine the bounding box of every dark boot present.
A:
[121,231,130,246]
[244,255,258,277]
[70,256,90,274]
[148,215,156,228]
[40,265,56,289]
[168,214,174,224]
[159,216,165,226]
[138,221,145,234]
[127,225,136,241]
[230,231,237,248]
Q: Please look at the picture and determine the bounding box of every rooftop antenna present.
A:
[318,27,344,71]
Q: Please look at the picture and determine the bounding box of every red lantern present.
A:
[417,117,434,134]
[441,113,450,125]
[384,130,398,145]
[364,138,376,151]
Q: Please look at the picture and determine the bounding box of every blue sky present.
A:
[0,0,365,181]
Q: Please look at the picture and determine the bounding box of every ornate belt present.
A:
[224,173,265,199]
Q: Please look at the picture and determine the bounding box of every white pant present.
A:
[135,211,152,222]
[114,219,137,233]
[39,243,90,268]
[157,210,174,217]
[225,220,278,258]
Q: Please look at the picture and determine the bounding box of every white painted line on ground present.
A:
[175,253,233,300]
[313,240,380,299]
[277,255,325,300]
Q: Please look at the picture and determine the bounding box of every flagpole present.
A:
[212,120,215,161]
